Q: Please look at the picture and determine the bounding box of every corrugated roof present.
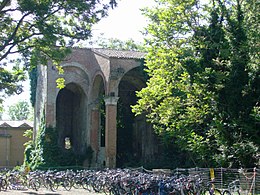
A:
[0,121,33,128]
[91,48,146,59]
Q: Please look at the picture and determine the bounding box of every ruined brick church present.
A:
[34,48,158,168]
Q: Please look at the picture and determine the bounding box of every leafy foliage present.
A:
[23,116,93,170]
[28,66,37,107]
[0,0,117,104]
[8,100,31,120]
[95,37,147,51]
[133,0,259,168]
[0,62,26,103]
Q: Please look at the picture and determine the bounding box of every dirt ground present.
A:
[1,188,106,194]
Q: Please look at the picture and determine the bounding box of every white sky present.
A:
[2,0,154,119]
[92,0,153,42]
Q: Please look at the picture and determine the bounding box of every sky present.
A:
[2,0,154,120]
[91,0,153,42]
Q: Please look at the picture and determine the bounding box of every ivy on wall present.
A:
[23,115,93,170]
[29,66,37,107]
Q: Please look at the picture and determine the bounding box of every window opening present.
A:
[65,136,72,149]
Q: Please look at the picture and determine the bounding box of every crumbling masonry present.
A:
[34,48,158,168]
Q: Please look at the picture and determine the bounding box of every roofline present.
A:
[70,47,146,59]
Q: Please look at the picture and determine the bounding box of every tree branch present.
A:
[0,8,20,14]
[0,44,16,62]
[0,31,42,62]
[8,45,35,55]
[0,11,32,52]
[0,0,10,12]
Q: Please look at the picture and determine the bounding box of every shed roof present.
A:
[0,121,33,128]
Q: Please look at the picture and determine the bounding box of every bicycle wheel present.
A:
[81,178,92,191]
[28,178,41,191]
[52,179,59,191]
[72,179,81,189]
[63,179,72,191]
[92,182,102,193]
[0,179,8,191]
[222,190,231,195]
[7,176,17,189]
[46,178,56,192]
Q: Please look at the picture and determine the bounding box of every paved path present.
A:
[1,188,106,194]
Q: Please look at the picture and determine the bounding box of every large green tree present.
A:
[0,0,117,101]
[8,100,31,120]
[133,0,259,168]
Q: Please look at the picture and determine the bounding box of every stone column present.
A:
[104,96,119,168]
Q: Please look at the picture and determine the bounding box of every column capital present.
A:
[104,96,119,106]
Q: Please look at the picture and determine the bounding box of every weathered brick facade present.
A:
[35,48,158,168]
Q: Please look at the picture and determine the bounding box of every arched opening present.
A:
[56,83,86,155]
[117,66,148,167]
[91,75,106,147]
[90,75,106,166]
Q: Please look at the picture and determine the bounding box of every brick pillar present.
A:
[104,96,119,168]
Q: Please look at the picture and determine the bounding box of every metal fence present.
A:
[170,167,259,195]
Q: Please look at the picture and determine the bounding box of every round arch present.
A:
[89,74,106,167]
[116,66,147,167]
[90,73,106,103]
[56,82,87,155]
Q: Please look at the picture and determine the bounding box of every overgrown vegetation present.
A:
[13,0,259,169]
[29,66,37,107]
[23,117,93,170]
[133,0,259,168]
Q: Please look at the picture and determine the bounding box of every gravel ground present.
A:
[1,188,106,194]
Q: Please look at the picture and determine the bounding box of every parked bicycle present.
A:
[0,167,251,195]
[227,179,240,195]
[0,175,8,191]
